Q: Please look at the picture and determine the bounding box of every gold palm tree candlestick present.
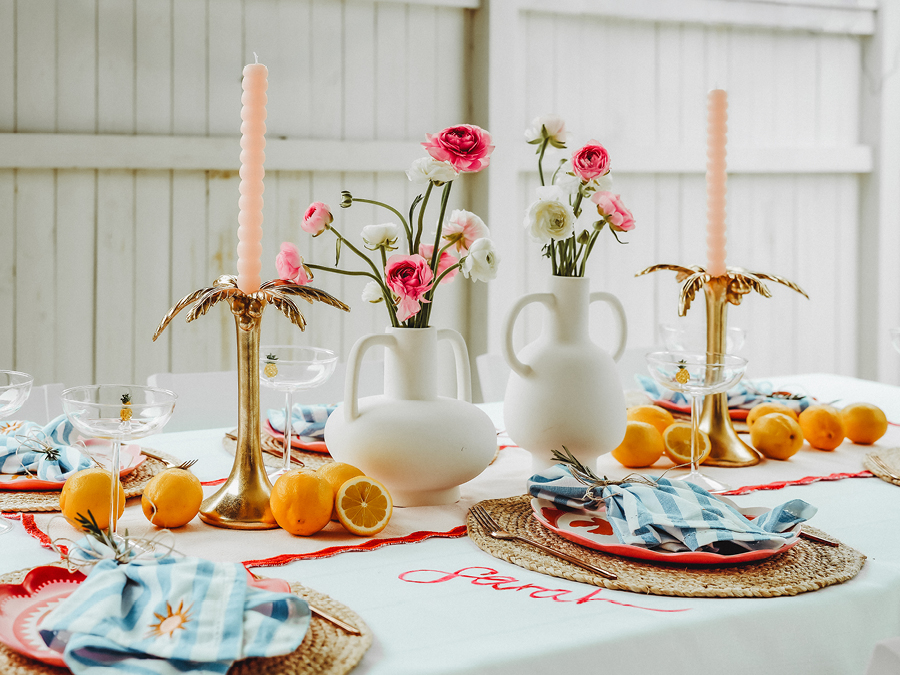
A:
[637,265,808,467]
[153,275,349,529]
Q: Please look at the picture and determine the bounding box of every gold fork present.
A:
[139,448,198,471]
[469,505,617,580]
[869,454,900,482]
[246,571,361,635]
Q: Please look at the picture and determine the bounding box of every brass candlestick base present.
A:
[153,275,349,529]
[638,264,808,468]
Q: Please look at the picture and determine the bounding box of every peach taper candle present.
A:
[705,89,728,278]
[236,56,268,294]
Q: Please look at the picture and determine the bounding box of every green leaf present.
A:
[335,237,342,265]
[549,138,567,149]
[527,138,543,146]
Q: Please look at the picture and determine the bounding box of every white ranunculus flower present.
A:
[523,186,575,242]
[555,170,582,196]
[524,114,569,146]
[406,157,459,185]
[594,171,613,193]
[461,238,500,282]
[361,222,401,250]
[361,280,384,303]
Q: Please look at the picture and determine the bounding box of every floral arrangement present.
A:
[523,114,635,277]
[277,124,499,328]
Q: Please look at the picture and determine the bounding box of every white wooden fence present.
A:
[2,0,898,395]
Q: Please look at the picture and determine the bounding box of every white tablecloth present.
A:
[2,374,899,674]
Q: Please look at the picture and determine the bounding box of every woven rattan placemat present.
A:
[864,447,900,487]
[468,495,866,598]
[0,453,170,513]
[0,568,372,675]
[223,431,333,472]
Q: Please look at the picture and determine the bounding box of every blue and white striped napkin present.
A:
[268,404,336,440]
[0,415,90,481]
[40,556,310,675]
[635,375,814,413]
[528,465,816,553]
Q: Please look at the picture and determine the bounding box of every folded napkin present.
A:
[636,375,814,414]
[528,465,816,553]
[0,414,90,481]
[268,403,336,440]
[40,555,310,675]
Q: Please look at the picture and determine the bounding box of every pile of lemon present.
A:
[611,405,708,468]
[748,401,887,460]
[270,463,392,537]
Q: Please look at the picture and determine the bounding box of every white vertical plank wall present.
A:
[0,0,894,395]
[482,0,885,389]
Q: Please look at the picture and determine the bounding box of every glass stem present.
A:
[690,393,701,476]
[109,438,121,536]
[283,391,293,473]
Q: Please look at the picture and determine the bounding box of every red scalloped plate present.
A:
[0,441,146,491]
[0,566,290,667]
[531,498,801,565]
[263,420,329,454]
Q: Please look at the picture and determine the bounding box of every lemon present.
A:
[316,462,366,520]
[747,402,797,429]
[611,421,665,468]
[270,470,333,536]
[141,468,203,528]
[60,468,126,531]
[662,423,711,465]
[749,413,804,460]
[335,476,393,537]
[840,403,888,445]
[626,405,675,436]
[798,405,845,451]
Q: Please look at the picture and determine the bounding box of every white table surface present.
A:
[2,373,900,675]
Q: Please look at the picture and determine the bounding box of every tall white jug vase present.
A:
[325,327,496,507]
[502,276,628,473]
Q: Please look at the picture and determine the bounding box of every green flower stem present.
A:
[328,225,385,283]
[537,138,549,186]
[550,240,558,275]
[348,197,412,242]
[429,260,463,298]
[380,247,388,271]
[421,181,454,326]
[572,191,585,219]
[413,182,434,252]
[305,263,400,327]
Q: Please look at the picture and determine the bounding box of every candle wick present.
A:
[253,52,259,64]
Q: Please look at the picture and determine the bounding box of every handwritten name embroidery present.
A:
[398,566,689,612]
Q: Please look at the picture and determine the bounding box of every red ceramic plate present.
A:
[0,565,291,667]
[264,421,329,454]
[531,498,801,565]
[0,441,146,491]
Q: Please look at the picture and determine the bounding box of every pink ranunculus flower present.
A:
[303,202,333,235]
[385,254,435,322]
[275,242,312,285]
[419,244,458,285]
[442,210,490,255]
[421,125,494,173]
[571,141,611,183]
[591,191,635,232]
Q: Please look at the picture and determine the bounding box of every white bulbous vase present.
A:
[502,276,628,473]
[325,326,496,507]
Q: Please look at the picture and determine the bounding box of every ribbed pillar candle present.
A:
[706,89,728,278]
[236,59,268,294]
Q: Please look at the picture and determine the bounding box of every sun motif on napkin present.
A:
[147,600,193,638]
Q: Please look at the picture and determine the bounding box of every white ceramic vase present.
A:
[324,326,496,507]
[502,276,628,473]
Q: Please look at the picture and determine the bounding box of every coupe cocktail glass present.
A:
[61,385,176,535]
[646,352,747,492]
[260,346,337,476]
[0,371,34,535]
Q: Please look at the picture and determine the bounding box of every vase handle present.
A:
[589,291,628,362]
[437,328,472,403]
[343,333,396,421]
[502,292,555,378]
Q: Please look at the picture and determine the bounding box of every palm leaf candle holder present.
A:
[637,265,808,467]
[153,275,349,529]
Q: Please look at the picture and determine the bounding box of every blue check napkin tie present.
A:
[268,404,336,439]
[40,556,310,675]
[0,415,90,481]
[636,375,813,413]
[528,465,816,553]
